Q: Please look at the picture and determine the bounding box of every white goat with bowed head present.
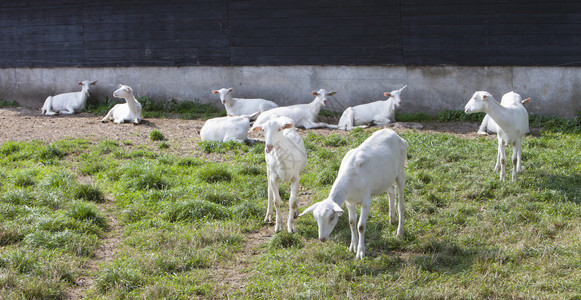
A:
[299,129,408,259]
[101,85,142,124]
[252,89,337,130]
[41,80,97,115]
[200,112,260,143]
[478,96,531,135]
[465,91,529,181]
[338,85,407,130]
[253,116,307,233]
[212,88,278,116]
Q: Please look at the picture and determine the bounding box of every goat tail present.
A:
[337,107,353,130]
[41,96,52,114]
[401,138,409,168]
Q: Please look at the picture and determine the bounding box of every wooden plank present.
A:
[230,26,401,38]
[228,6,400,20]
[229,36,402,48]
[231,55,404,66]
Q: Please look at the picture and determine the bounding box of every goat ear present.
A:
[312,91,319,96]
[332,202,344,216]
[522,97,531,104]
[482,94,488,99]
[91,80,98,85]
[282,122,294,130]
[78,82,83,85]
[212,90,219,94]
[299,202,319,217]
[384,92,392,97]
[327,91,337,96]
[228,88,233,92]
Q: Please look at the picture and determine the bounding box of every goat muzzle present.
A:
[265,144,274,153]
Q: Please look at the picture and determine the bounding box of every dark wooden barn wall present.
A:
[1,0,580,67]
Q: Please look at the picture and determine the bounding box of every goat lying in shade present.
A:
[41,80,97,115]
[200,112,260,143]
[338,85,407,130]
[212,87,278,116]
[252,89,337,130]
[101,85,142,124]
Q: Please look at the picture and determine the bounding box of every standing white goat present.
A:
[465,91,529,181]
[200,112,260,143]
[212,88,278,116]
[41,80,97,115]
[338,85,407,130]
[478,96,531,135]
[101,85,142,124]
[253,117,307,233]
[299,129,408,259]
[252,89,337,130]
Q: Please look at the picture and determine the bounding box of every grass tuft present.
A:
[269,231,305,249]
[164,200,231,222]
[66,201,107,229]
[149,129,165,141]
[198,165,232,183]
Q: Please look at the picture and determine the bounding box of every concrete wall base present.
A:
[1,66,579,118]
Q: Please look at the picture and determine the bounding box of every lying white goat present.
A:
[338,85,407,130]
[41,80,97,115]
[300,129,408,259]
[465,91,529,181]
[252,89,337,130]
[101,85,142,124]
[478,96,531,135]
[253,116,307,233]
[212,88,278,116]
[200,112,260,143]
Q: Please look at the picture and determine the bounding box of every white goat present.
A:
[200,112,260,143]
[212,88,278,116]
[251,89,337,130]
[478,96,531,135]
[465,91,529,181]
[253,116,307,233]
[299,129,408,259]
[338,85,407,130]
[41,80,97,115]
[101,85,142,124]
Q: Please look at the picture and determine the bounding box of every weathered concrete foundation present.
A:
[0,66,579,118]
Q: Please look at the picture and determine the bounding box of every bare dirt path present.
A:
[0,107,485,146]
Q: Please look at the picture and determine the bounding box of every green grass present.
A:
[1,116,580,299]
[0,99,19,108]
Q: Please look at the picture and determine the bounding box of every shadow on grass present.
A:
[525,173,581,204]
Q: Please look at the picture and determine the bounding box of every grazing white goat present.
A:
[338,85,407,130]
[299,129,408,259]
[101,85,142,124]
[200,112,260,143]
[212,88,278,116]
[41,80,97,115]
[478,96,531,135]
[253,116,307,233]
[251,89,337,130]
[465,91,529,181]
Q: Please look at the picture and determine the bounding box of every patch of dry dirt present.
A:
[0,107,487,147]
